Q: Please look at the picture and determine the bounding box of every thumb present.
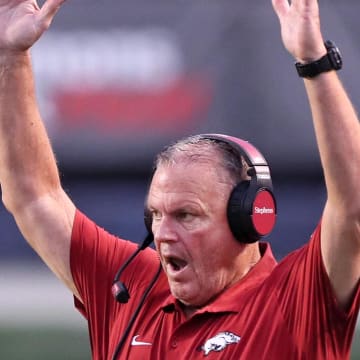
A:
[38,0,67,29]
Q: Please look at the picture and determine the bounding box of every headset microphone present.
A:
[111,233,154,303]
[111,231,161,360]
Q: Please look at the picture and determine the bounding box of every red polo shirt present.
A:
[70,210,360,359]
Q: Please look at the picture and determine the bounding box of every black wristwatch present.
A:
[295,40,342,78]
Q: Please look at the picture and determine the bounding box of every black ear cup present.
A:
[227,179,276,243]
[227,181,256,243]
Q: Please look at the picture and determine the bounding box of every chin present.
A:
[171,279,219,306]
[171,288,210,308]
[171,286,196,306]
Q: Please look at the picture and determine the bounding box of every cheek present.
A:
[190,227,237,276]
[189,238,223,276]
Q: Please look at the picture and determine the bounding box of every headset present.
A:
[110,133,277,359]
[144,133,277,244]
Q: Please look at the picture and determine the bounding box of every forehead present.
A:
[147,162,230,208]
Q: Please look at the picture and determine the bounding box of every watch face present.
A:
[325,40,343,70]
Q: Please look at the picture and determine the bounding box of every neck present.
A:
[182,304,198,319]
[229,241,261,285]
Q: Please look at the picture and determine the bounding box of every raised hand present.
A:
[272,0,326,63]
[0,0,65,53]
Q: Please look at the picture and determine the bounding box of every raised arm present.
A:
[272,0,360,308]
[0,0,79,297]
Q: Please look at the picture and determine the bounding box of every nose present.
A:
[153,216,178,244]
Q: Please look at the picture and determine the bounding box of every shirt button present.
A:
[171,339,178,348]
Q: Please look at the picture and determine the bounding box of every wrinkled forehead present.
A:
[155,141,222,168]
[150,159,223,189]
[154,147,236,190]
[146,160,232,209]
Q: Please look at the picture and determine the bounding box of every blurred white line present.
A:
[0,262,87,329]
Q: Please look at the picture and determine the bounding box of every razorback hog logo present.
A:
[201,331,241,356]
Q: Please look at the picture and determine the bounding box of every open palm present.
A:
[272,0,325,62]
[0,0,65,52]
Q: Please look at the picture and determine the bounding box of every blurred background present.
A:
[0,0,359,358]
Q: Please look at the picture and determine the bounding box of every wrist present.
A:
[0,50,31,67]
[295,44,327,65]
[295,41,342,79]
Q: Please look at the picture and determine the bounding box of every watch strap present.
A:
[295,53,333,78]
[295,40,342,78]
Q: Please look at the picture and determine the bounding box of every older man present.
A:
[0,0,359,359]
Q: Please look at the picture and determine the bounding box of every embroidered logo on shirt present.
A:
[201,331,241,356]
[131,335,152,346]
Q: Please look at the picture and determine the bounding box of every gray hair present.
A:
[153,134,249,186]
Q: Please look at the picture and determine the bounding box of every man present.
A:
[0,0,359,359]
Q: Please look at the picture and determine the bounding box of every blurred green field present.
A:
[352,329,360,360]
[0,327,91,360]
[0,326,359,359]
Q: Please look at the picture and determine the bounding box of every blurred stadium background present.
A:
[0,0,359,358]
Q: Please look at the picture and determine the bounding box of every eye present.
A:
[176,211,194,222]
[151,210,162,221]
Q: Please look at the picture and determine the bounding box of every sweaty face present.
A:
[147,161,245,308]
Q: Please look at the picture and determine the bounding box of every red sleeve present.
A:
[273,222,360,358]
[69,209,159,327]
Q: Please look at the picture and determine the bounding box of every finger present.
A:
[38,0,66,28]
[272,0,290,19]
[288,0,319,12]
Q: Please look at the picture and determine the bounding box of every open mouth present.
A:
[166,256,188,272]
